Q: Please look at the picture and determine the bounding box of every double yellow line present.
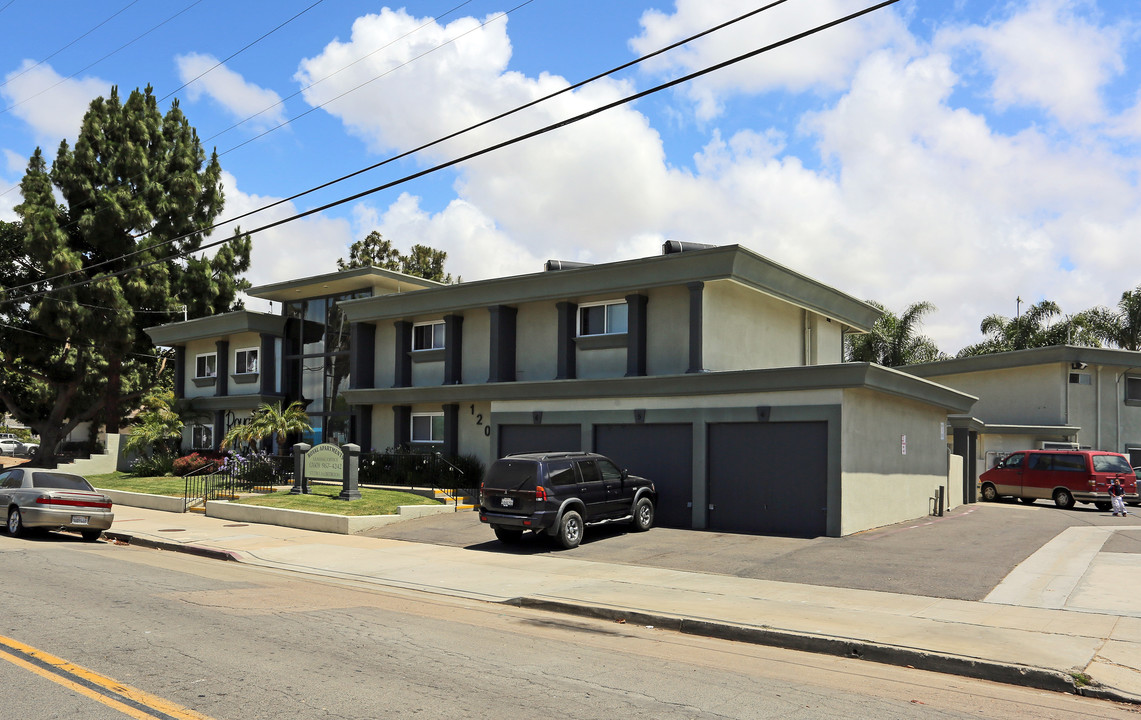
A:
[0,634,215,720]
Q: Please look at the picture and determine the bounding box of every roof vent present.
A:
[662,240,716,255]
[544,260,593,271]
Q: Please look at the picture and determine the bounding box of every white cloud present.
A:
[629,0,914,120]
[175,53,286,130]
[217,171,353,307]
[939,0,1125,127]
[0,61,109,145]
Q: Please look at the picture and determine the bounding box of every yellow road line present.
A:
[0,635,215,720]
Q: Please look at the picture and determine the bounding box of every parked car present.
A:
[0,468,114,542]
[479,451,657,549]
[0,438,21,455]
[17,442,39,456]
[979,450,1137,509]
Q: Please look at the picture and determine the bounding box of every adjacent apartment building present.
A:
[146,243,976,537]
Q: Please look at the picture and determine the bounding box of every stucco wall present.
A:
[226,331,262,396]
[460,310,491,385]
[456,400,494,468]
[576,345,626,379]
[811,314,844,365]
[702,279,802,371]
[411,357,444,386]
[923,364,1064,425]
[839,388,949,535]
[371,404,395,451]
[373,323,396,388]
[184,338,219,399]
[646,285,689,376]
[516,302,557,382]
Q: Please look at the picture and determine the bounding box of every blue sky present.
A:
[2,0,1140,354]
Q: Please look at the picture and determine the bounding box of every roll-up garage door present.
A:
[593,423,693,528]
[497,424,581,457]
[707,421,828,537]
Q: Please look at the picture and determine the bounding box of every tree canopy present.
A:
[4,85,250,466]
[844,301,946,366]
[337,230,453,283]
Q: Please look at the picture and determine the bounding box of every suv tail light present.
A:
[535,485,547,501]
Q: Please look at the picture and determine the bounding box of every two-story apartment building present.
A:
[146,244,976,537]
[904,346,1141,497]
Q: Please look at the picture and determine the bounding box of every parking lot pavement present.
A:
[360,500,1141,601]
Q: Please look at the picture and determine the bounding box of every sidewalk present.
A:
[103,505,1141,704]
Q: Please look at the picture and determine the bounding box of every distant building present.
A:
[146,244,976,537]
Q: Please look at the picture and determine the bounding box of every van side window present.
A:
[1052,454,1086,472]
[1028,454,1051,471]
[546,460,578,487]
[1000,453,1025,469]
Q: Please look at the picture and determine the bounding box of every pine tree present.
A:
[4,85,250,466]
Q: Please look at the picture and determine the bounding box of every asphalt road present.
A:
[361,500,1141,601]
[3,534,1137,720]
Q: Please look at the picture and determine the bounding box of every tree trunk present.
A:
[26,426,66,469]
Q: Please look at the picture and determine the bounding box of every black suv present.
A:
[479,452,657,549]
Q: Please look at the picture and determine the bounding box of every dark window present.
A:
[412,322,445,351]
[484,460,538,491]
[32,473,94,491]
[999,452,1025,469]
[597,458,623,481]
[546,460,577,486]
[0,470,20,488]
[1069,373,1091,385]
[577,460,602,483]
[1028,454,1051,471]
[578,302,628,336]
[1052,454,1086,472]
[192,425,213,450]
[1128,377,1141,402]
[1093,455,1132,474]
[195,353,217,378]
[235,348,258,374]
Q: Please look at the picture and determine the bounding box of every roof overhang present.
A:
[904,345,1141,377]
[145,311,286,346]
[246,266,441,303]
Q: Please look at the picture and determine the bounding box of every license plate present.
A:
[500,497,514,508]
[71,516,89,525]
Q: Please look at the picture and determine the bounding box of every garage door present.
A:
[497,424,581,457]
[593,424,693,528]
[707,421,828,537]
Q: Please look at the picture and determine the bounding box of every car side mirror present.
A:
[621,469,628,480]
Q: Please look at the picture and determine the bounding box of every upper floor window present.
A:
[578,301,627,337]
[413,321,445,351]
[234,348,259,374]
[411,412,444,443]
[195,353,217,378]
[1127,377,1141,403]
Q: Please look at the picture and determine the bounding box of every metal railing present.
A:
[357,451,475,506]
[183,454,291,510]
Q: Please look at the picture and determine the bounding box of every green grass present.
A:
[86,471,187,496]
[231,484,440,516]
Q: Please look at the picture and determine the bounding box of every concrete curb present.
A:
[104,532,242,563]
[507,597,1129,701]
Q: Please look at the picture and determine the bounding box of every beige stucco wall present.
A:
[925,364,1064,425]
[371,404,395,451]
[810,314,844,365]
[702,279,803,371]
[646,285,689,376]
[411,357,444,386]
[516,302,557,382]
[184,338,219,399]
[460,310,491,385]
[456,400,494,467]
[839,388,950,535]
[576,345,626,379]
[226,331,262,396]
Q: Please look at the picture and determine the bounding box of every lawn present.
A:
[231,484,440,516]
[85,471,441,516]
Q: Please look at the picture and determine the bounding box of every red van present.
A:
[979,450,1138,509]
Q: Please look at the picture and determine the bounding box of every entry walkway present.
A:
[101,505,1141,704]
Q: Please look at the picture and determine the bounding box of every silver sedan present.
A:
[0,468,114,542]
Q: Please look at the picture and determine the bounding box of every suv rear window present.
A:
[1093,455,1133,474]
[483,460,538,491]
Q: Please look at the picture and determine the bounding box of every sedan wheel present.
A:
[7,507,24,537]
[557,510,583,549]
[80,530,102,543]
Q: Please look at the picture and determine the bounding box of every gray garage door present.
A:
[497,424,581,457]
[707,421,828,537]
[593,423,693,528]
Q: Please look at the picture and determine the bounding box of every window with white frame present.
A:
[578,301,628,336]
[412,321,445,351]
[234,347,258,374]
[191,425,213,449]
[411,413,444,443]
[195,353,217,378]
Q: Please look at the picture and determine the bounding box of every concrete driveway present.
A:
[361,500,1141,601]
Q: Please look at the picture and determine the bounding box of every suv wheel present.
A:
[494,527,523,544]
[557,510,583,549]
[631,497,654,532]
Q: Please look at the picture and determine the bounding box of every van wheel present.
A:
[631,497,654,532]
[1094,501,1112,512]
[1053,489,1075,509]
[980,484,998,502]
[556,511,583,549]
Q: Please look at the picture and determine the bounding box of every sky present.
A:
[1,0,1140,355]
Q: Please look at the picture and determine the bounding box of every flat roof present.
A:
[904,345,1141,377]
[246,266,442,303]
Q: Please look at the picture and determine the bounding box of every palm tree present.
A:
[957,300,1101,357]
[845,301,945,367]
[124,390,183,457]
[1085,286,1141,351]
[221,401,311,452]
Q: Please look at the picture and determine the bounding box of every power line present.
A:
[158,0,328,103]
[3,0,901,308]
[0,0,205,117]
[0,0,140,90]
[5,0,786,295]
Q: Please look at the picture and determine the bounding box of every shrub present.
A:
[173,453,215,476]
[131,452,175,477]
